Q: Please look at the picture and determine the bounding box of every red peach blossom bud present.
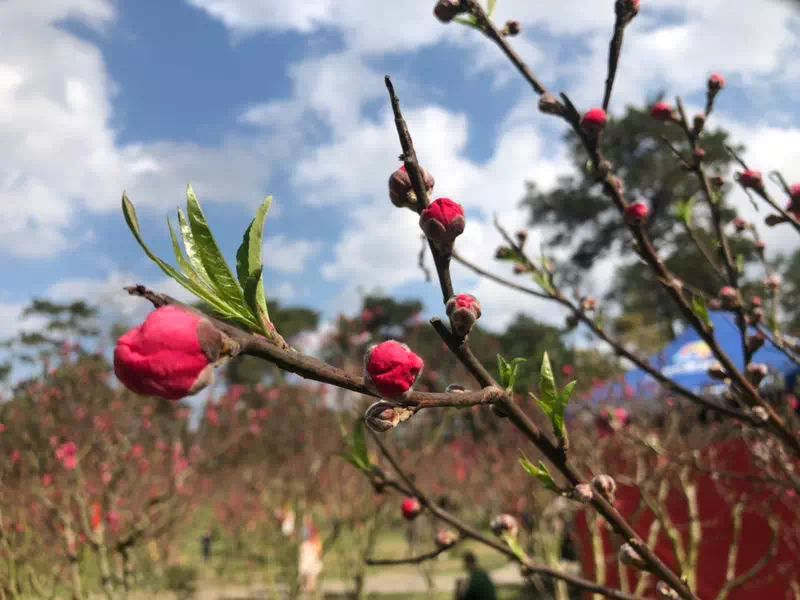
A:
[708,73,726,92]
[693,147,706,163]
[591,474,616,502]
[619,543,648,570]
[401,497,422,520]
[746,363,768,385]
[747,333,765,354]
[490,514,519,538]
[751,296,763,308]
[114,306,236,401]
[751,406,769,423]
[446,294,482,337]
[624,202,650,225]
[512,263,528,275]
[55,442,78,470]
[790,183,800,200]
[581,108,608,135]
[504,20,521,36]
[538,93,565,117]
[764,274,781,291]
[365,401,414,433]
[650,102,674,122]
[435,528,459,548]
[434,0,465,23]
[736,169,763,191]
[388,165,435,210]
[732,217,748,232]
[656,581,680,599]
[581,297,597,312]
[364,341,424,399]
[754,240,766,253]
[420,198,465,254]
[572,483,594,503]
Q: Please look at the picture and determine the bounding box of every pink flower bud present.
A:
[364,341,424,399]
[433,0,465,23]
[41,473,53,487]
[420,198,465,254]
[388,165,435,209]
[764,274,781,291]
[581,108,608,135]
[751,296,763,308]
[619,543,648,570]
[591,474,616,502]
[55,442,78,470]
[746,363,768,385]
[719,286,739,308]
[650,102,673,122]
[401,497,422,520]
[114,306,234,401]
[572,483,594,503]
[624,202,649,225]
[754,240,766,253]
[656,581,679,599]
[490,514,519,538]
[446,294,482,337]
[708,73,726,92]
[736,170,763,191]
[732,217,748,232]
[435,528,459,548]
[504,20,521,36]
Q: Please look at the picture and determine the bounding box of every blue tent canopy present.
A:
[586,311,800,407]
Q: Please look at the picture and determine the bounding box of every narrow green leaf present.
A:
[185,185,247,309]
[691,295,712,329]
[497,354,526,391]
[454,15,481,29]
[676,197,695,226]
[539,353,557,404]
[487,0,498,17]
[236,198,272,324]
[519,453,558,493]
[178,208,212,283]
[167,217,211,287]
[352,420,369,468]
[735,254,745,275]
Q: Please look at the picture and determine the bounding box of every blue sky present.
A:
[2,0,800,346]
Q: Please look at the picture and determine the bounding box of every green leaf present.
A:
[167,217,212,288]
[185,185,247,310]
[675,197,695,226]
[532,353,574,444]
[519,453,559,493]
[691,295,712,329]
[539,352,557,404]
[178,208,212,284]
[339,418,371,473]
[454,15,481,30]
[236,197,272,325]
[497,354,526,391]
[736,254,745,275]
[532,272,554,295]
[504,535,528,562]
[352,420,368,467]
[487,0,498,17]
[121,194,245,322]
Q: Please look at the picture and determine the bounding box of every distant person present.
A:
[201,531,212,562]
[455,551,496,600]
[298,515,323,593]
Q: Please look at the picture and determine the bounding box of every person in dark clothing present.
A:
[201,531,212,562]
[455,551,497,600]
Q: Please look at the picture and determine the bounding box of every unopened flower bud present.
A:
[619,543,648,570]
[732,217,748,232]
[719,286,739,309]
[754,240,766,254]
[365,401,402,432]
[708,73,726,92]
[746,333,765,354]
[565,314,580,330]
[656,581,680,599]
[389,165,435,210]
[401,497,422,520]
[616,0,640,22]
[364,341,424,399]
[746,363,768,385]
[435,528,459,548]
[650,102,674,122]
[581,297,597,312]
[490,514,519,538]
[114,306,237,401]
[420,198,465,255]
[693,147,706,164]
[446,294,482,337]
[624,202,650,225]
[504,20,521,36]
[515,229,528,245]
[538,93,564,117]
[750,296,763,308]
[708,362,727,380]
[751,307,765,324]
[581,108,608,135]
[591,474,616,502]
[495,246,514,260]
[764,274,781,291]
[737,170,763,191]
[710,174,725,189]
[693,113,706,132]
[433,0,465,23]
[751,406,769,423]
[572,483,594,503]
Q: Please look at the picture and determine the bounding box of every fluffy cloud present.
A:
[263,235,321,274]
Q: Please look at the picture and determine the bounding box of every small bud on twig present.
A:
[656,581,680,599]
[435,528,459,548]
[591,474,617,503]
[619,543,648,571]
[420,198,466,255]
[433,0,466,23]
[571,483,594,503]
[490,514,519,538]
[389,165,435,210]
[446,294,482,337]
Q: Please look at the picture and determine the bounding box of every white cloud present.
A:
[263,235,321,274]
